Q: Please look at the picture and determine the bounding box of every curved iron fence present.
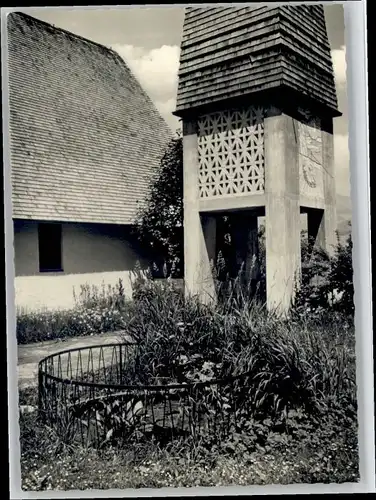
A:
[38,342,252,448]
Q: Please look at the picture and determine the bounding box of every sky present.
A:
[23,5,350,205]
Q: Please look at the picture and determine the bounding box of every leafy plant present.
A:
[133,134,183,278]
[294,229,354,317]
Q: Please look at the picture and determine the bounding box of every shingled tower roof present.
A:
[175,5,340,118]
[7,12,172,225]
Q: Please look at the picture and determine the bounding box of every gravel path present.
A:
[17,331,126,389]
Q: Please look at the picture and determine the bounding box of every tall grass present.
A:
[73,279,128,310]
[121,269,356,422]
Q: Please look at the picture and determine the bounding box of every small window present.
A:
[38,223,63,272]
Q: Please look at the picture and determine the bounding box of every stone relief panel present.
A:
[297,111,324,201]
[197,107,265,199]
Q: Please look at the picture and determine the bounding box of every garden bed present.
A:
[19,263,359,489]
[38,342,255,449]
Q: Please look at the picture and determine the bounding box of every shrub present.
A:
[212,223,354,317]
[17,279,128,344]
[134,134,183,278]
[293,230,354,316]
[17,307,127,344]
[328,230,354,313]
[110,274,356,484]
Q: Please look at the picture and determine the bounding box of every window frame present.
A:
[38,222,64,273]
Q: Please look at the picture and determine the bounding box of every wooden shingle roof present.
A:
[7,12,172,225]
[175,5,340,117]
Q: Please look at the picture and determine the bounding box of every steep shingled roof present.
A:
[7,12,172,224]
[175,5,340,117]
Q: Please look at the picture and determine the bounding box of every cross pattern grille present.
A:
[197,107,265,199]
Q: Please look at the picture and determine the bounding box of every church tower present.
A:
[174,5,341,313]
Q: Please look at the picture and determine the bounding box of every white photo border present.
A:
[2,1,374,497]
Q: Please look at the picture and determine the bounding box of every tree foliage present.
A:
[294,227,354,316]
[134,133,183,277]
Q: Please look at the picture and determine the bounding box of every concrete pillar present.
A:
[264,112,301,314]
[306,119,337,256]
[321,117,337,256]
[183,120,217,304]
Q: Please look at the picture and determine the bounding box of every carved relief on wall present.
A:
[297,118,324,200]
[197,107,265,199]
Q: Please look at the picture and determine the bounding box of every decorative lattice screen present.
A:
[197,107,265,199]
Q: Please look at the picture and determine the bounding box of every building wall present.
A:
[13,220,148,311]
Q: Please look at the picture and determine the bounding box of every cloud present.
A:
[331,46,350,201]
[154,98,181,133]
[334,133,350,196]
[331,45,347,87]
[112,43,180,130]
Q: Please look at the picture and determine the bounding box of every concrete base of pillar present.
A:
[184,212,217,305]
[307,207,337,256]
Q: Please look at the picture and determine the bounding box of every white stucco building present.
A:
[6,12,172,311]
